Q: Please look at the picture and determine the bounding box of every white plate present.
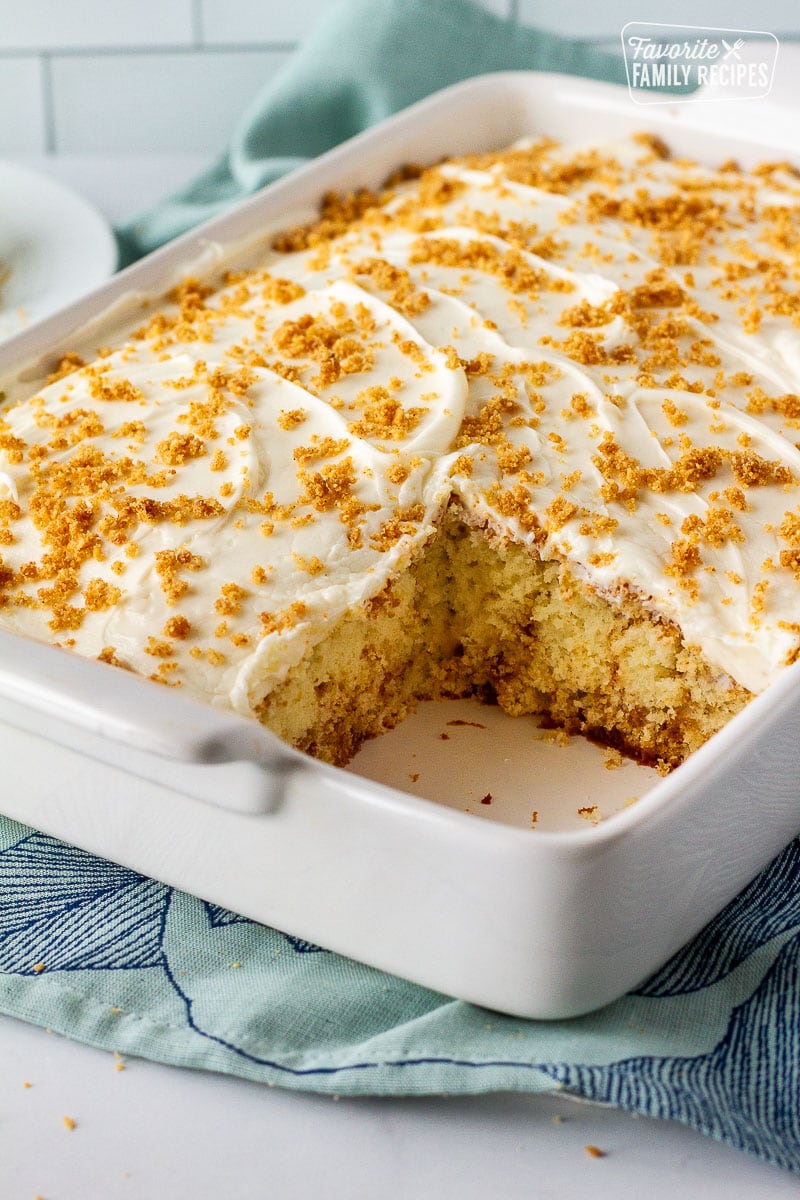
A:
[0,160,117,340]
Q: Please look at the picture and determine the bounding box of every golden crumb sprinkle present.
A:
[386,461,411,485]
[544,496,578,532]
[261,275,306,305]
[299,456,358,512]
[482,481,545,539]
[578,806,601,824]
[277,408,308,431]
[163,614,191,639]
[662,397,689,426]
[87,371,144,405]
[98,646,128,669]
[632,130,671,158]
[579,512,618,537]
[370,503,426,551]
[112,419,147,442]
[496,442,533,475]
[259,600,307,635]
[352,257,431,317]
[145,637,174,659]
[215,582,248,615]
[348,387,426,441]
[293,436,351,465]
[272,186,382,252]
[47,351,86,384]
[84,579,122,612]
[293,553,325,575]
[273,310,375,386]
[448,454,474,478]
[456,394,522,448]
[154,547,205,604]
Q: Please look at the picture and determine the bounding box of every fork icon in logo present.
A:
[721,38,746,59]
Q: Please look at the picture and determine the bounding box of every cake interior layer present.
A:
[258,512,751,771]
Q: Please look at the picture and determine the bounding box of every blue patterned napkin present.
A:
[2,0,799,1176]
[2,820,799,1171]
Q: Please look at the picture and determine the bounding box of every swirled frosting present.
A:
[1,131,800,708]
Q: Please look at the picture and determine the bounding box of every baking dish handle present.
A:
[0,627,301,774]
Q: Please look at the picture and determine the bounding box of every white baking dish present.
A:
[1,72,799,1020]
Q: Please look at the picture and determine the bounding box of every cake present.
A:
[1,131,799,773]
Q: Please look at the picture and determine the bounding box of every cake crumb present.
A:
[62,1115,77,1131]
[603,748,624,771]
[480,793,493,805]
[409,772,420,782]
[113,1051,125,1072]
[542,728,571,747]
[585,1144,606,1158]
[31,962,46,974]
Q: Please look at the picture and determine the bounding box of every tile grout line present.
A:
[0,42,300,58]
[40,51,56,154]
[191,0,204,48]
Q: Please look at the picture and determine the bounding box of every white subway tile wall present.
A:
[0,0,196,52]
[201,0,512,45]
[51,50,290,154]
[517,0,800,39]
[3,0,799,156]
[200,0,353,46]
[1,0,515,155]
[0,57,46,153]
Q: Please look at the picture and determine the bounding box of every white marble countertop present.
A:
[3,1009,797,1200]
[1,136,799,1198]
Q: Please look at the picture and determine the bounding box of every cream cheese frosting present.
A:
[1,131,800,707]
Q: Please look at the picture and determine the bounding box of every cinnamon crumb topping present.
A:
[277,408,308,431]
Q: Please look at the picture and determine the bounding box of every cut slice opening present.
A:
[259,506,751,772]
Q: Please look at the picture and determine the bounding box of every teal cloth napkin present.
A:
[116,0,627,264]
[3,0,799,1176]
